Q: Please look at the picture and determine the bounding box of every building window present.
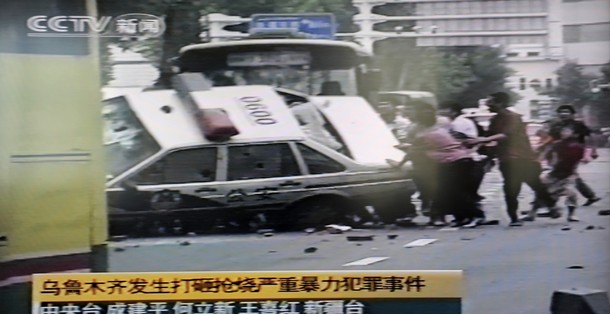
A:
[519,78,526,90]
[507,52,519,57]
[564,25,581,43]
[530,79,542,91]
[546,78,553,90]
[564,23,610,43]
[527,51,540,57]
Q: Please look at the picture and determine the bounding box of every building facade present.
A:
[561,0,610,75]
[352,0,563,120]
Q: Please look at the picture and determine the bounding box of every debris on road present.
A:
[110,235,128,242]
[387,234,398,240]
[179,241,191,246]
[304,247,317,253]
[561,226,571,231]
[585,225,595,230]
[347,235,374,242]
[439,227,459,232]
[326,224,352,234]
[461,237,474,241]
[566,265,584,269]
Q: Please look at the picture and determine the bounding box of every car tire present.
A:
[286,197,367,230]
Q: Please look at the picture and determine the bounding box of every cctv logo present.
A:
[26,14,165,38]
[27,16,112,35]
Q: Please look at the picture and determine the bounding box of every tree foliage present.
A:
[375,42,511,107]
[549,61,610,127]
[550,62,596,109]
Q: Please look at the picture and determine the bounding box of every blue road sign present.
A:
[250,14,336,39]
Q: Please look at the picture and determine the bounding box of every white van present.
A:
[104,81,415,235]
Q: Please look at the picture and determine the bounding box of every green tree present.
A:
[590,62,610,127]
[455,46,514,107]
[550,62,597,109]
[550,61,610,127]
[375,42,511,107]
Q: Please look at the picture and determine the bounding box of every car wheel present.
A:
[287,197,367,230]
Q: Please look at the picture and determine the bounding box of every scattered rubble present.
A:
[326,224,352,234]
[566,265,584,269]
[110,235,128,242]
[304,247,317,253]
[304,228,316,234]
[346,235,374,242]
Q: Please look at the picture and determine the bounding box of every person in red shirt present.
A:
[466,92,559,226]
[542,105,601,206]
[524,126,584,222]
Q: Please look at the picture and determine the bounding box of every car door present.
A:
[211,142,306,211]
[108,146,225,213]
[294,142,405,199]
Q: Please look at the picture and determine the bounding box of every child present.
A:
[524,127,584,222]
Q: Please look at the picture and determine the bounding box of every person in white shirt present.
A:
[442,102,488,227]
[449,108,479,138]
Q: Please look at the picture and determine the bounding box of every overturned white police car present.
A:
[104,37,416,235]
[104,80,415,235]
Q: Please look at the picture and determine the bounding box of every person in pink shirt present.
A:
[389,101,480,226]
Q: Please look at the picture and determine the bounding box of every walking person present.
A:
[466,92,559,226]
[524,126,584,222]
[542,105,601,206]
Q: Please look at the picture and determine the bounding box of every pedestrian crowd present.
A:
[385,91,602,228]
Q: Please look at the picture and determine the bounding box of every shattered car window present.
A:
[103,96,160,179]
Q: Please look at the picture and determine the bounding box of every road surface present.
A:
[109,149,610,314]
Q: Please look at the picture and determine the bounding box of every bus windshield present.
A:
[178,42,369,96]
[204,66,357,96]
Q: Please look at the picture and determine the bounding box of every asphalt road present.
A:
[109,149,610,314]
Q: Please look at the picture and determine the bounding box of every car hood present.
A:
[311,96,405,166]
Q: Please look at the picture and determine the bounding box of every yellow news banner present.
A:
[33,270,462,303]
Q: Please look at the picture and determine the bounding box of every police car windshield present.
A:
[103,97,161,179]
